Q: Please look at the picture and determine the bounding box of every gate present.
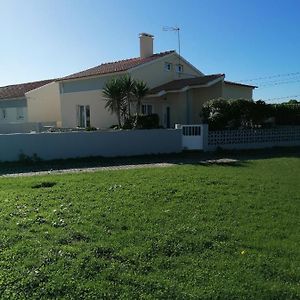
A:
[176,124,204,150]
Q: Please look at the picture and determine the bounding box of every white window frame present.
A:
[77,105,91,128]
[141,104,153,115]
[176,64,184,73]
[164,62,172,72]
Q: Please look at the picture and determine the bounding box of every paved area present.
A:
[0,159,239,178]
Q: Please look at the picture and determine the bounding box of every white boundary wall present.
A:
[0,129,182,162]
[205,126,300,151]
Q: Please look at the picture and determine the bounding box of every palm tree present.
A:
[103,77,125,127]
[122,75,136,118]
[133,80,149,116]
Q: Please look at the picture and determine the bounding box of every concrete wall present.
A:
[60,90,118,128]
[206,126,300,151]
[0,129,182,162]
[222,83,253,100]
[26,82,61,124]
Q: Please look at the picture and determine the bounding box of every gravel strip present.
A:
[0,158,239,178]
[0,162,175,178]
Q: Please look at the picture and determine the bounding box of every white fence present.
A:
[0,129,182,162]
[206,126,300,151]
[0,125,299,162]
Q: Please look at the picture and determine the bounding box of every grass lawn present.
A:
[0,157,299,299]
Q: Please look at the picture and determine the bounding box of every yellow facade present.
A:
[26,82,61,124]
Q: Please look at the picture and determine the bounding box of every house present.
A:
[0,79,54,124]
[0,33,256,129]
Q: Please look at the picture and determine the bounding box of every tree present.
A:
[122,75,136,118]
[133,80,149,116]
[102,77,125,127]
[103,76,149,129]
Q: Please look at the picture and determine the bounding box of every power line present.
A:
[258,78,300,88]
[263,94,300,102]
[240,71,300,82]
[256,75,300,86]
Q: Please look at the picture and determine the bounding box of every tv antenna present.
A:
[163,26,182,76]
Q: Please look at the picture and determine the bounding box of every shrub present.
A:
[136,114,160,129]
[273,103,300,125]
[201,98,299,130]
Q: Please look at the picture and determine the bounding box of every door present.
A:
[77,105,91,128]
[164,106,171,128]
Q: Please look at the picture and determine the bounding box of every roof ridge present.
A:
[99,50,176,65]
[0,78,56,89]
[61,50,176,81]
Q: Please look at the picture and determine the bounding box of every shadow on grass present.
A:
[0,146,299,176]
[31,182,57,189]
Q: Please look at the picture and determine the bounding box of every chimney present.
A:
[139,33,154,58]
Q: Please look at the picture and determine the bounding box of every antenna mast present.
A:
[163,26,181,77]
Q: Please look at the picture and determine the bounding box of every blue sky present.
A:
[1,0,300,102]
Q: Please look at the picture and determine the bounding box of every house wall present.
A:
[61,75,116,94]
[58,53,202,129]
[60,90,118,128]
[145,92,187,127]
[0,98,27,123]
[222,83,253,100]
[26,82,61,124]
[132,80,255,127]
[144,81,224,127]
[129,53,202,88]
[192,81,223,123]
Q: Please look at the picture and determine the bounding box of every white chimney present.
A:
[139,33,154,58]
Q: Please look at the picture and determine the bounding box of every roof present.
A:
[224,80,257,88]
[149,74,224,94]
[61,50,175,81]
[0,79,55,100]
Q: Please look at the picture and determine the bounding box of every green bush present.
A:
[273,104,300,125]
[201,99,299,130]
[136,114,160,129]
[123,114,160,129]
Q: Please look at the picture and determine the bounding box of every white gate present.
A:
[176,124,204,150]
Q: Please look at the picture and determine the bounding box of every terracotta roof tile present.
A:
[149,74,224,94]
[0,51,176,100]
[224,80,257,88]
[61,50,175,81]
[0,79,55,100]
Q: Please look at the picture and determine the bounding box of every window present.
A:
[77,105,91,127]
[176,64,183,73]
[16,107,24,120]
[141,104,153,115]
[1,108,6,120]
[164,62,172,71]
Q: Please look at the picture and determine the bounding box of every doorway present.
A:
[164,106,171,128]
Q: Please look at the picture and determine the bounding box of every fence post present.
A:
[202,124,209,151]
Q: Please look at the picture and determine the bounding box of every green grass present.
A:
[0,157,299,299]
